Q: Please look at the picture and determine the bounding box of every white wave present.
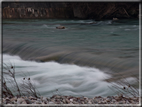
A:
[3,54,113,97]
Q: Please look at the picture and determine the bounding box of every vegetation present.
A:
[2,63,40,98]
[109,76,140,98]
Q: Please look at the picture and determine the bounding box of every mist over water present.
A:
[2,19,139,97]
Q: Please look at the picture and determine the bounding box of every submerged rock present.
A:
[56,26,65,29]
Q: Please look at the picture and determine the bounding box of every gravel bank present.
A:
[2,95,140,105]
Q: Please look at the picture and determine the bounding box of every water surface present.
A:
[2,19,139,97]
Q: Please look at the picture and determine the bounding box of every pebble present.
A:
[10,97,17,102]
[48,101,54,104]
[25,98,32,104]
[70,99,73,102]
[17,98,25,104]
[65,99,70,104]
[2,95,139,104]
[21,101,27,104]
[42,97,48,103]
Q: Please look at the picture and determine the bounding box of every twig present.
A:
[122,7,130,17]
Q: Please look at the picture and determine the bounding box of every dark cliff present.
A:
[2,2,139,20]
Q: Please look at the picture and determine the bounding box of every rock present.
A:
[70,99,73,102]
[62,99,66,103]
[55,95,61,99]
[29,96,37,100]
[84,100,88,104]
[69,102,73,104]
[42,97,48,103]
[11,101,15,104]
[40,96,43,100]
[5,97,10,102]
[80,97,84,101]
[60,102,63,104]
[106,98,111,102]
[17,98,25,104]
[31,100,36,103]
[37,99,41,102]
[56,101,61,104]
[41,102,45,104]
[65,99,70,104]
[88,101,92,104]
[49,101,54,104]
[92,99,98,104]
[25,98,32,104]
[84,97,88,100]
[119,101,123,104]
[10,97,17,102]
[3,99,6,103]
[113,18,118,21]
[112,99,116,102]
[34,100,42,104]
[21,101,27,104]
[51,99,55,102]
[2,95,140,104]
[56,26,65,29]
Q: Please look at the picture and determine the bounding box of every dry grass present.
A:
[2,63,40,98]
[109,76,140,98]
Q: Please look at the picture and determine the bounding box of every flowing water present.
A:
[2,19,139,97]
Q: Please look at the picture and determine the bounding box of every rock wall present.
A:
[2,2,74,19]
[2,2,139,20]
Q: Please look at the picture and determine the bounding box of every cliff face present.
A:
[2,2,139,20]
[2,2,74,19]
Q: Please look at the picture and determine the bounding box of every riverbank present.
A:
[2,95,140,105]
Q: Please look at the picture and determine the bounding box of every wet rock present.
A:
[56,26,65,29]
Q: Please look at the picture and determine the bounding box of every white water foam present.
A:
[3,54,115,97]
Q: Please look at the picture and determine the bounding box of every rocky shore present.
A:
[2,95,140,105]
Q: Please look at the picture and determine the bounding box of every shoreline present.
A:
[2,95,140,105]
